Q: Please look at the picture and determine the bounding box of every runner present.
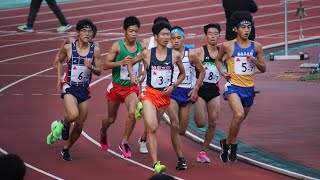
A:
[100,16,146,158]
[193,23,222,163]
[54,19,101,161]
[215,11,266,162]
[136,16,171,154]
[127,21,186,173]
[168,26,205,170]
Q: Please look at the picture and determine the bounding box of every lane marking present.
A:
[0,0,95,12]
[0,68,184,180]
[0,0,202,36]
[0,148,64,180]
[0,0,150,20]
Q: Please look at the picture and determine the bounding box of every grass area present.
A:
[301,72,320,82]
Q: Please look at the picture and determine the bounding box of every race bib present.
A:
[203,63,220,83]
[70,65,90,83]
[234,57,255,75]
[151,70,171,88]
[120,63,139,80]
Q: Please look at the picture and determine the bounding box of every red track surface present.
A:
[0,0,319,179]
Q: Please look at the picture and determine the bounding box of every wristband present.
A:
[173,84,178,89]
[90,65,94,70]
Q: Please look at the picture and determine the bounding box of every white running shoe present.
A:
[138,138,148,154]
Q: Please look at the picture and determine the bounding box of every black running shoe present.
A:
[61,148,72,161]
[176,157,187,170]
[220,139,229,163]
[61,123,70,141]
[228,143,238,162]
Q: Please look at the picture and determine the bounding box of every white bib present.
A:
[151,69,171,88]
[70,65,91,82]
[203,64,220,83]
[120,63,139,80]
[234,57,255,75]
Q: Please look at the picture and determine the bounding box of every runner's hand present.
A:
[246,55,256,64]
[84,58,93,68]
[119,56,132,66]
[221,71,231,81]
[131,77,139,86]
[162,85,174,96]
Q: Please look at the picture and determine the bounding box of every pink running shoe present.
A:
[197,151,210,163]
[119,143,131,158]
[100,130,110,151]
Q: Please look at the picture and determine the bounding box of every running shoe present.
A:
[220,139,229,163]
[154,161,166,174]
[61,122,70,141]
[228,143,238,162]
[100,130,110,151]
[52,121,63,139]
[46,132,58,145]
[176,157,187,170]
[57,24,72,32]
[119,143,131,158]
[135,102,143,120]
[138,137,148,154]
[196,151,210,163]
[61,148,72,161]
[18,24,34,32]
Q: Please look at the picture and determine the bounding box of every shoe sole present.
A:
[197,157,210,163]
[118,146,131,158]
[60,151,72,161]
[57,25,72,32]
[139,150,148,154]
[176,166,187,170]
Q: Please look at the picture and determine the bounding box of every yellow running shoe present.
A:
[135,102,143,120]
[154,161,166,174]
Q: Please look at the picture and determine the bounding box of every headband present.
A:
[170,28,184,37]
[235,20,251,28]
[80,24,92,30]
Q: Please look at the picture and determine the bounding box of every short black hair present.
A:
[152,21,171,35]
[230,11,253,29]
[0,154,26,180]
[92,24,97,38]
[203,23,221,34]
[149,173,175,180]
[171,26,184,33]
[76,19,94,31]
[123,16,140,30]
[153,16,169,25]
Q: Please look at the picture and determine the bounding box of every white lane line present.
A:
[12,94,23,96]
[81,131,183,180]
[0,148,64,180]
[0,0,95,12]
[0,69,184,179]
[0,0,201,36]
[0,74,56,77]
[0,0,151,20]
[0,68,53,93]
[31,94,43,96]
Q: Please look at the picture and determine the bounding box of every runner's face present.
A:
[124,25,139,43]
[78,28,92,42]
[236,24,251,40]
[155,28,170,47]
[170,32,184,50]
[206,28,219,46]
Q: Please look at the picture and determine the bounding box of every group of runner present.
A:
[48,10,266,174]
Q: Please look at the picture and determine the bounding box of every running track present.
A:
[0,0,319,179]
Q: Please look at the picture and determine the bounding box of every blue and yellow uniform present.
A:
[224,40,257,107]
